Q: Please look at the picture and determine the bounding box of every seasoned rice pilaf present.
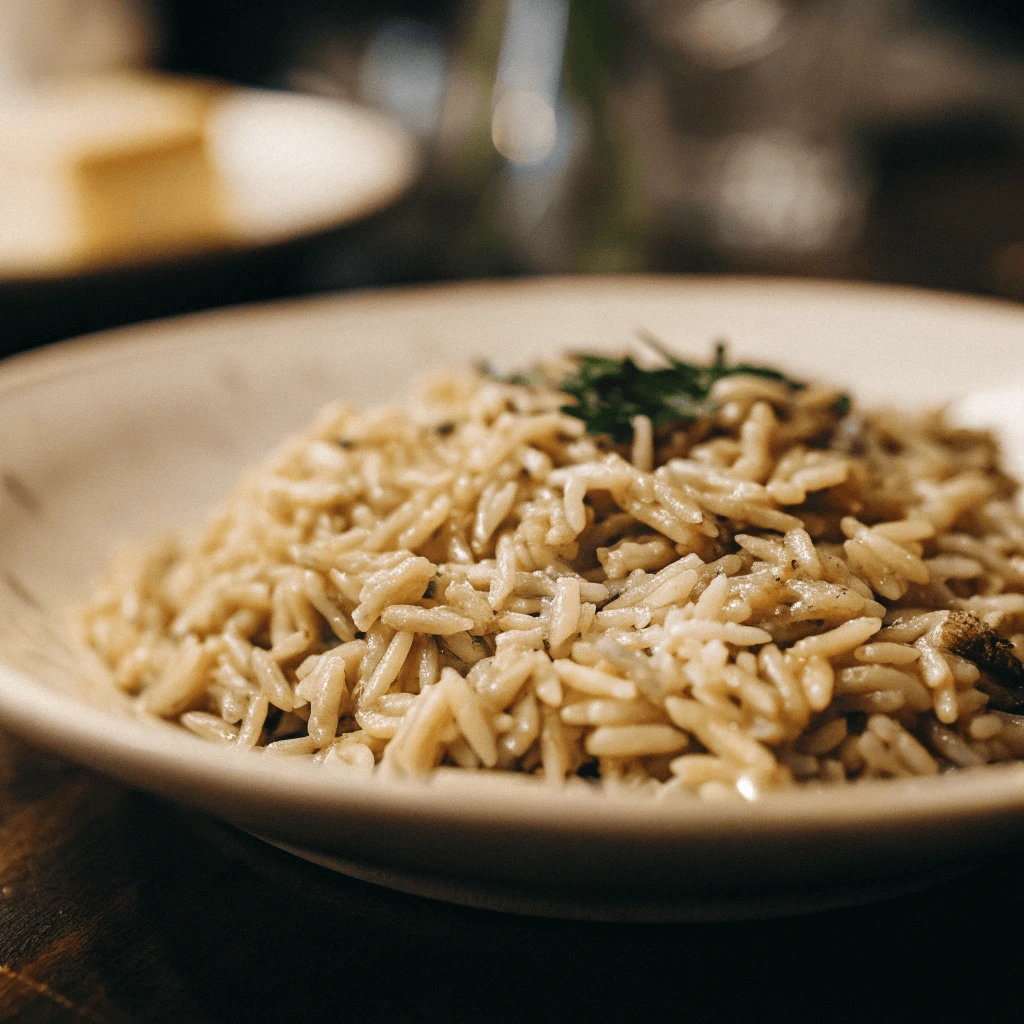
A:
[81,348,1024,799]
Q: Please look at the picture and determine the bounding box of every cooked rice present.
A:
[80,356,1024,800]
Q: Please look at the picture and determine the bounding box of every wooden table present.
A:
[2,726,1023,1023]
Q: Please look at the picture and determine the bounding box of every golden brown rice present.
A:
[80,355,1024,800]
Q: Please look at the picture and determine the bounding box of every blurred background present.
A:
[3,0,1024,353]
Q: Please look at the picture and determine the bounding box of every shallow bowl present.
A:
[2,277,1024,921]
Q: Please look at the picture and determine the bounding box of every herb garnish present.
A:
[483,337,827,442]
[558,338,802,443]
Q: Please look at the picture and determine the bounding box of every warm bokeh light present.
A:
[491,88,557,164]
[669,0,788,69]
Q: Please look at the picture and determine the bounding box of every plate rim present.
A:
[4,270,1024,384]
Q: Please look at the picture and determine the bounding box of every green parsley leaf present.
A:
[557,338,803,442]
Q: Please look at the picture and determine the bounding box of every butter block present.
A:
[0,73,227,276]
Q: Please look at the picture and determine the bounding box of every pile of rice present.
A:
[80,355,1024,800]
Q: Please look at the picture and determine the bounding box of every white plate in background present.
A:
[0,277,1023,920]
[208,89,418,246]
[0,87,419,281]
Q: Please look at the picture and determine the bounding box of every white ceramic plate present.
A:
[207,90,418,247]
[0,87,419,281]
[2,276,1024,922]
